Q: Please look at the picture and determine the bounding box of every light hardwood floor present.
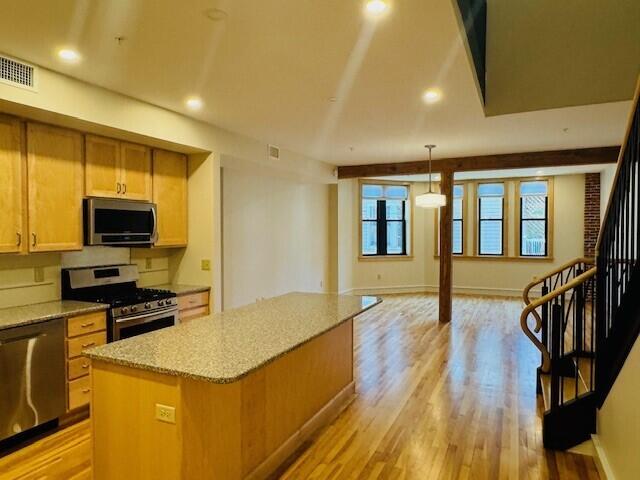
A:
[0,294,599,479]
[278,294,600,480]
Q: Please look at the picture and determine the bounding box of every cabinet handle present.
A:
[117,182,121,193]
[80,322,95,328]
[16,232,21,246]
[123,183,127,195]
[82,388,91,393]
[81,341,96,348]
[82,363,90,369]
[31,233,36,247]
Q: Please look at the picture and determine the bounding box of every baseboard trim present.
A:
[343,284,540,298]
[592,434,616,480]
[246,381,356,480]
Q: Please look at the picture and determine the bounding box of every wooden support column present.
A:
[439,170,454,323]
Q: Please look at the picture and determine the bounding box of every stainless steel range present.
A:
[61,265,178,341]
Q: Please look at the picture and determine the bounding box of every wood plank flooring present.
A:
[0,294,600,479]
[278,294,600,480]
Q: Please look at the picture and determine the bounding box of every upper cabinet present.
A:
[153,149,188,247]
[27,123,84,252]
[85,135,152,201]
[0,116,26,254]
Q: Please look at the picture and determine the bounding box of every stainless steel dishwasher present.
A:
[0,318,65,442]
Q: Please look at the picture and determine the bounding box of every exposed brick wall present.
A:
[584,173,601,258]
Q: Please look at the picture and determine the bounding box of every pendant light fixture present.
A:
[416,144,446,208]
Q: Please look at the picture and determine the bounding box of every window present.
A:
[519,180,548,256]
[361,183,410,256]
[477,183,504,255]
[452,185,464,254]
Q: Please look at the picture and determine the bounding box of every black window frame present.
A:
[452,184,464,255]
[361,186,409,257]
[519,183,549,257]
[477,184,505,256]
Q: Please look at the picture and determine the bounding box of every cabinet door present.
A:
[85,135,120,198]
[153,150,188,247]
[0,116,25,253]
[120,142,152,201]
[27,123,84,252]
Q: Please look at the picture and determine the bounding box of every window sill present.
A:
[434,254,554,262]
[359,255,414,262]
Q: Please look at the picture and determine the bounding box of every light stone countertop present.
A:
[85,292,381,384]
[151,284,211,296]
[0,300,109,331]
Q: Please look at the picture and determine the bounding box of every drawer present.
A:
[180,305,209,322]
[68,376,92,410]
[67,311,107,337]
[68,356,91,381]
[178,291,209,311]
[67,331,106,359]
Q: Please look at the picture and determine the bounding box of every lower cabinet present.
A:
[65,311,107,411]
[178,291,210,322]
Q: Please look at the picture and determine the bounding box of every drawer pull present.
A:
[81,342,96,348]
[82,388,91,393]
[82,363,90,369]
[80,322,95,328]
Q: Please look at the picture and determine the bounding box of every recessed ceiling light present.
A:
[58,48,81,63]
[185,97,204,111]
[365,0,389,18]
[422,88,442,104]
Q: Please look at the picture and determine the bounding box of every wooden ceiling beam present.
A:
[336,146,620,179]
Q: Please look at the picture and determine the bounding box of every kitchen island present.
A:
[86,292,380,480]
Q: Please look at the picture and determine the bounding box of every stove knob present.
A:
[158,300,165,306]
[121,307,129,314]
[166,298,173,305]
[131,305,138,312]
[145,302,151,309]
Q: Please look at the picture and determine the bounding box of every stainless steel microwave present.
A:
[84,198,158,246]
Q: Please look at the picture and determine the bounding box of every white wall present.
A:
[221,164,332,309]
[339,174,587,297]
[600,163,618,223]
[0,64,335,312]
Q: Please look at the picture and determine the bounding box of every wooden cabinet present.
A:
[0,115,26,254]
[85,135,152,201]
[153,149,188,247]
[27,123,84,252]
[65,311,107,411]
[178,290,210,322]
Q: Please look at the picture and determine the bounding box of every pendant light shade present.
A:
[416,144,446,209]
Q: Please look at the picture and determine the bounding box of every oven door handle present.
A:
[115,307,178,326]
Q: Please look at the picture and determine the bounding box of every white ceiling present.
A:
[0,0,634,166]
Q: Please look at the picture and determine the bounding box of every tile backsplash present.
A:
[0,247,174,309]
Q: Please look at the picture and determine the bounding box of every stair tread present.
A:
[540,372,589,412]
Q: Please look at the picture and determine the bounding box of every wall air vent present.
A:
[0,54,37,91]
[268,144,280,161]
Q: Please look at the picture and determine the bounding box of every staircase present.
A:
[521,75,640,450]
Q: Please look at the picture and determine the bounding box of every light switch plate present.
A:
[145,258,152,270]
[34,267,44,283]
[155,404,176,424]
[201,259,211,271]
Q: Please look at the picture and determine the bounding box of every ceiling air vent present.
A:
[268,144,280,161]
[0,54,37,91]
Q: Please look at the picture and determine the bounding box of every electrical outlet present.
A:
[145,258,152,270]
[34,267,44,283]
[201,259,211,271]
[155,404,176,424]
[320,280,323,288]
[377,273,382,280]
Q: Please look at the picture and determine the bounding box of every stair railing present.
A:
[522,257,594,371]
[521,267,597,410]
[595,75,640,403]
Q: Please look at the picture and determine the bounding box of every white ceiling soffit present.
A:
[485,0,640,116]
[372,163,615,182]
[0,0,633,166]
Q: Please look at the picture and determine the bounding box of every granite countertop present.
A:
[86,292,381,384]
[0,300,109,331]
[152,284,211,296]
